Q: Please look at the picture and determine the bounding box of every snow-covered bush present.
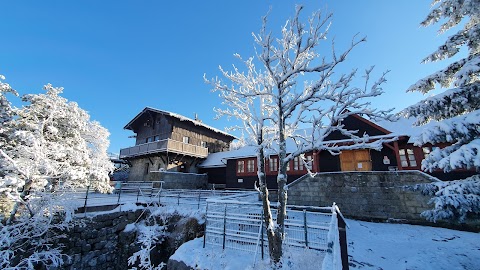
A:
[128,221,167,270]
[0,74,114,268]
[420,175,480,222]
[406,0,480,222]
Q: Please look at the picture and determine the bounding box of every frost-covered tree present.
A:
[0,75,17,158]
[0,78,113,268]
[405,0,480,222]
[206,6,395,263]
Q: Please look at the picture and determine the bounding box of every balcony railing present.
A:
[119,139,208,158]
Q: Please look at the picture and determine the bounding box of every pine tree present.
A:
[406,0,480,222]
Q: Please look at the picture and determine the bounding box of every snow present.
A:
[200,131,399,168]
[171,219,480,270]
[347,219,480,270]
[170,237,327,270]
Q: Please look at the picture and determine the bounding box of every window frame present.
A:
[247,159,255,173]
[269,157,278,172]
[399,148,418,168]
[237,160,245,173]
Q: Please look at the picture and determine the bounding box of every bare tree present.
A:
[206,6,396,263]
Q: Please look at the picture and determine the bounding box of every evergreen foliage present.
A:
[406,0,480,222]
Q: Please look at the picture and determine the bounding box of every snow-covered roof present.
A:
[199,114,438,168]
[373,117,436,143]
[197,146,259,168]
[124,107,236,139]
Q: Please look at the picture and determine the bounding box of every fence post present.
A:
[177,193,180,205]
[117,182,122,205]
[222,204,227,250]
[197,192,201,209]
[158,181,164,204]
[261,209,264,260]
[203,202,208,248]
[303,209,308,247]
[136,188,141,203]
[337,209,349,270]
[83,185,90,215]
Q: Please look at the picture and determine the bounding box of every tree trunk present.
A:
[6,181,32,224]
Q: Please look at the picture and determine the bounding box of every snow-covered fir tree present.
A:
[406,0,480,222]
[0,78,113,269]
[206,6,396,263]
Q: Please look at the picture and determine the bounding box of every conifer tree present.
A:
[406,0,480,222]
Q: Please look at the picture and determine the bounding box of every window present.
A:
[406,149,417,167]
[183,136,190,144]
[237,160,245,173]
[399,148,417,167]
[247,159,255,172]
[154,135,160,141]
[269,157,278,172]
[286,161,290,171]
[144,163,150,175]
[201,141,207,148]
[146,137,154,143]
[293,156,304,171]
[305,155,313,170]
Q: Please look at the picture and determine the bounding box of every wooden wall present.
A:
[130,112,231,153]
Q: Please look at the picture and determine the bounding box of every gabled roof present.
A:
[124,107,236,139]
[374,116,435,143]
[199,113,428,168]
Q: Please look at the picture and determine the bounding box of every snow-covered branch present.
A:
[407,0,480,222]
[206,5,395,263]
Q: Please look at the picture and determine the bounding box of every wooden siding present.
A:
[121,111,233,159]
[340,149,372,171]
[318,150,341,172]
[199,167,227,185]
[171,118,230,153]
[134,113,172,145]
[119,138,208,158]
[224,159,303,190]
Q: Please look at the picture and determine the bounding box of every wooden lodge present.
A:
[119,107,474,188]
[120,107,235,182]
[198,114,475,189]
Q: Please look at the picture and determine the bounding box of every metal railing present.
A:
[68,182,257,213]
[119,138,208,158]
[203,198,347,269]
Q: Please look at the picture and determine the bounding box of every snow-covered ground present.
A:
[171,219,480,270]
[348,220,479,270]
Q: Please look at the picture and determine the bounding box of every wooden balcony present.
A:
[119,139,208,159]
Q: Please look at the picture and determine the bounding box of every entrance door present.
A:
[340,149,372,171]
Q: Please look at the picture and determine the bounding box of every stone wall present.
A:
[53,209,203,270]
[148,171,208,189]
[287,171,438,222]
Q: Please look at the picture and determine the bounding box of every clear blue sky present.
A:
[0,1,456,154]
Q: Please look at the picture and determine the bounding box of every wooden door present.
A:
[340,149,372,171]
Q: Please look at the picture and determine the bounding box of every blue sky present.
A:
[0,1,457,154]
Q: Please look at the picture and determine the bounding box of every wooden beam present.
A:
[393,141,402,170]
[383,142,395,151]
